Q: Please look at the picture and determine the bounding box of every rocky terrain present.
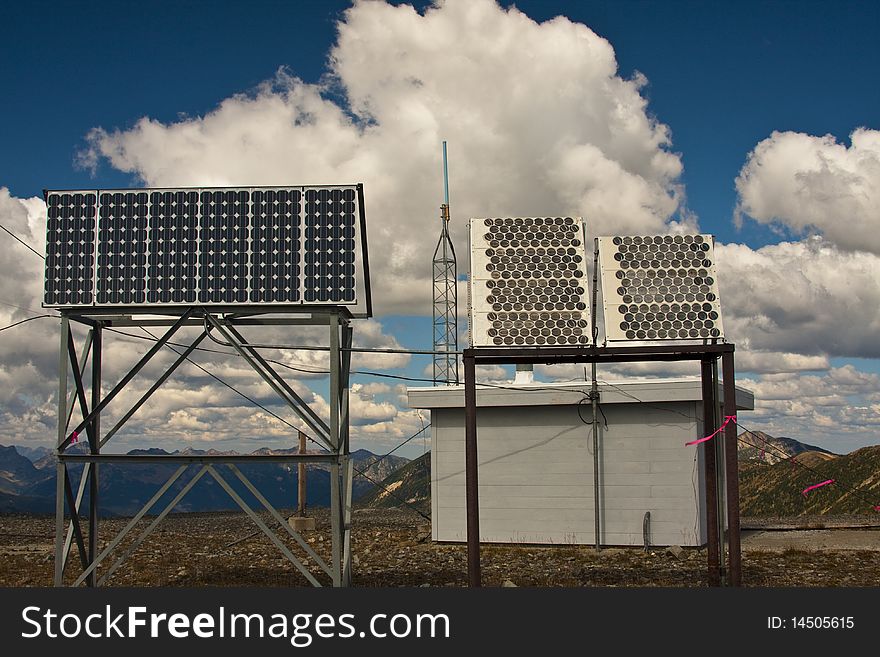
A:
[1,508,878,588]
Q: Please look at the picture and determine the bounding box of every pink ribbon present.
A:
[801,479,834,496]
[70,430,79,444]
[686,415,736,446]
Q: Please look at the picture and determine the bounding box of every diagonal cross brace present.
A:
[206,466,323,587]
[95,466,209,587]
[205,316,333,450]
[60,310,194,452]
[72,465,188,587]
[66,331,97,449]
[225,464,331,577]
[101,330,210,447]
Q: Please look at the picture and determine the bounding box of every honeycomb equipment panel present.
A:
[468,217,592,348]
[597,234,724,342]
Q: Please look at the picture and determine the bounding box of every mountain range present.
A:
[0,444,408,516]
[5,430,879,519]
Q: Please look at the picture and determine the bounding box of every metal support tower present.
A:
[462,343,743,588]
[52,306,354,587]
[433,141,459,385]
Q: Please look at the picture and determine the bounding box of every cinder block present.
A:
[288,516,316,532]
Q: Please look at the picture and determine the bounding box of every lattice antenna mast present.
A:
[432,141,459,385]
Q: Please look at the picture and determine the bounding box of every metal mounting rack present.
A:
[53,305,355,587]
[462,342,742,587]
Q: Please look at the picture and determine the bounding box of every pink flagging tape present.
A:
[874,506,880,512]
[70,430,79,444]
[686,415,737,446]
[801,479,835,496]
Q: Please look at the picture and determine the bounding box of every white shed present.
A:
[407,379,754,547]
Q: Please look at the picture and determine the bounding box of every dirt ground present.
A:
[1,509,878,587]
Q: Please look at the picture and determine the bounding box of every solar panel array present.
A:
[468,217,592,347]
[597,234,724,342]
[43,185,363,308]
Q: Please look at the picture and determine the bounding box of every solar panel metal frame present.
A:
[468,216,593,349]
[597,234,725,343]
[42,184,372,315]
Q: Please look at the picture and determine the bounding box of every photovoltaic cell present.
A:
[598,234,725,342]
[45,192,96,306]
[42,185,363,309]
[468,217,592,348]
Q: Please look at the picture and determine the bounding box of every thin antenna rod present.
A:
[442,140,450,206]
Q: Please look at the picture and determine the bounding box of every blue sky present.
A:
[1,0,879,456]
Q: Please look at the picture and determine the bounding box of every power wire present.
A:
[0,223,43,260]
[0,315,55,332]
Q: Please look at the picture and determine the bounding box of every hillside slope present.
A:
[739,445,880,516]
[359,452,430,514]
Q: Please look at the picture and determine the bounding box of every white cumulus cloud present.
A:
[82,0,689,315]
[735,128,880,254]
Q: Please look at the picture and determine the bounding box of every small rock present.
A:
[419,583,430,588]
[665,545,685,560]
[353,554,360,566]
[502,579,517,587]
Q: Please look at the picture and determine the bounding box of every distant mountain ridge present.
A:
[737,430,835,464]
[0,444,408,515]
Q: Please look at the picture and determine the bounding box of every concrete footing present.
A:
[288,516,316,532]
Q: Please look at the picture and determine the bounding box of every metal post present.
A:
[712,358,726,575]
[341,454,354,586]
[88,324,101,587]
[700,358,721,587]
[329,458,342,587]
[328,313,342,586]
[591,362,601,550]
[329,313,340,451]
[340,323,353,585]
[463,351,480,586]
[297,431,307,516]
[54,315,69,586]
[721,351,742,586]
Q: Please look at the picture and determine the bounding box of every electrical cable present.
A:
[0,223,44,260]
[0,315,55,332]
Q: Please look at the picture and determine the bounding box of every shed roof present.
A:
[407,377,754,410]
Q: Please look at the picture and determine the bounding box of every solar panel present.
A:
[597,234,725,342]
[43,185,365,309]
[468,217,592,348]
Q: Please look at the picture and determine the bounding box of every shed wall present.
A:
[432,401,708,546]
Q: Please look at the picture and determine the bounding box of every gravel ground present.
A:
[1,509,878,587]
